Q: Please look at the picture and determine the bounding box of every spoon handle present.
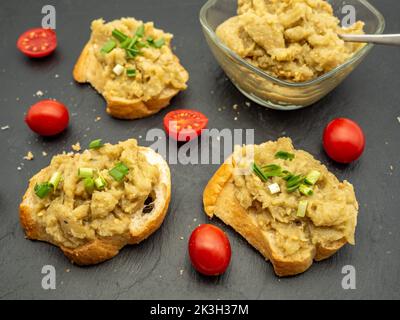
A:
[339,34,400,46]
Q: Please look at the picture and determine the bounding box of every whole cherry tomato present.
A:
[188,224,231,276]
[323,118,365,163]
[25,100,69,136]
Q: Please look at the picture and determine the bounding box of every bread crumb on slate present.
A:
[390,165,394,171]
[17,166,22,171]
[65,268,71,273]
[35,90,44,97]
[24,151,34,160]
[234,117,238,121]
[193,218,197,222]
[1,125,10,130]
[42,151,48,157]
[72,142,81,152]
[180,236,184,240]
[179,269,184,275]
[397,117,400,123]
[218,108,222,112]
[232,104,238,110]
[94,116,101,122]
[16,97,20,101]
[245,102,251,107]
[55,74,59,78]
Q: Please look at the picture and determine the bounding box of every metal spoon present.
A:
[339,34,400,46]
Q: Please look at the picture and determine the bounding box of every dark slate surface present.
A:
[0,0,399,300]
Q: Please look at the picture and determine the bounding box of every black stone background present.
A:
[0,0,399,299]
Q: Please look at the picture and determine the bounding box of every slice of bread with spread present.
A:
[20,139,170,265]
[203,137,358,276]
[73,18,189,119]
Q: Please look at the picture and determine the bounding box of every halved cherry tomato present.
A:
[17,28,57,58]
[25,100,69,136]
[323,118,365,163]
[188,224,231,276]
[163,109,208,142]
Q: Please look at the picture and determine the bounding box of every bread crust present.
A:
[73,42,188,120]
[19,147,171,266]
[203,154,350,277]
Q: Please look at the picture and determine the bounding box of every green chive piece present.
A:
[84,177,95,193]
[34,183,51,199]
[100,40,116,54]
[251,163,268,182]
[120,37,132,49]
[299,184,314,196]
[305,170,321,186]
[153,38,165,48]
[112,29,128,42]
[109,162,129,182]
[135,24,145,37]
[78,168,95,178]
[94,175,106,190]
[286,174,304,188]
[89,139,104,149]
[275,151,295,161]
[49,172,62,191]
[261,164,283,178]
[297,200,308,217]
[128,36,139,49]
[136,41,147,48]
[126,69,136,77]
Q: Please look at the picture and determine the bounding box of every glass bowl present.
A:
[199,0,385,110]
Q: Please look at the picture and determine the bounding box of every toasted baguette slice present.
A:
[20,141,171,265]
[73,18,189,120]
[203,138,358,276]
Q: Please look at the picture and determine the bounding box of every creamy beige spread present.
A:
[30,139,159,248]
[89,18,188,100]
[216,0,365,82]
[232,138,358,258]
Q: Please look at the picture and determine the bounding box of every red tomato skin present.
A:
[188,224,231,276]
[163,109,208,142]
[17,28,57,58]
[323,118,365,164]
[25,100,69,136]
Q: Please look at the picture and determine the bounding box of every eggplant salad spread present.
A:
[24,139,160,248]
[233,138,358,258]
[216,0,365,82]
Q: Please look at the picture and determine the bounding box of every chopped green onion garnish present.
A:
[126,69,136,77]
[89,139,104,149]
[286,174,304,190]
[100,40,116,54]
[84,177,95,193]
[136,41,147,48]
[109,162,129,182]
[78,168,95,178]
[94,175,106,190]
[112,29,128,42]
[120,37,133,49]
[251,163,268,182]
[261,164,283,178]
[297,200,308,217]
[34,183,51,199]
[49,172,62,191]
[135,24,145,37]
[299,184,314,196]
[305,170,321,186]
[153,38,165,48]
[128,36,139,49]
[275,151,295,161]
